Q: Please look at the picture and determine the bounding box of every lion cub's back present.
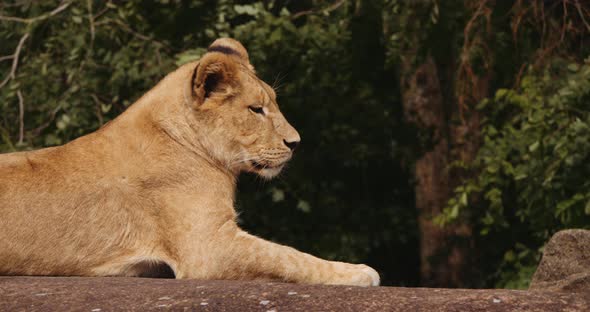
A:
[0,146,65,201]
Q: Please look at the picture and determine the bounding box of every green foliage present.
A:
[0,1,187,150]
[440,58,590,288]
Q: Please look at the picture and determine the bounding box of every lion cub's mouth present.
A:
[251,160,282,170]
[248,157,290,179]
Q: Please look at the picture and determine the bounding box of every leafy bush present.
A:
[439,58,590,288]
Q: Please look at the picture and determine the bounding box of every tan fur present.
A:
[0,38,380,286]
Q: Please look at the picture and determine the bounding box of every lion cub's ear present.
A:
[207,38,254,71]
[192,52,239,104]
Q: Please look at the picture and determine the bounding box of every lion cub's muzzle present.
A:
[248,147,295,179]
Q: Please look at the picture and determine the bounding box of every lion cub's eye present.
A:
[248,106,265,115]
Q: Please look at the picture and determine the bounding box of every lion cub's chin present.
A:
[245,159,287,179]
[257,166,284,179]
[248,165,284,180]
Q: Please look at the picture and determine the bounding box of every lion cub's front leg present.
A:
[227,230,380,286]
[177,224,379,287]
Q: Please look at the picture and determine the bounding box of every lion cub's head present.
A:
[185,38,300,179]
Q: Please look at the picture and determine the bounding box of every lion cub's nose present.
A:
[283,139,300,151]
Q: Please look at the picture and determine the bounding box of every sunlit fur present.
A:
[0,38,379,286]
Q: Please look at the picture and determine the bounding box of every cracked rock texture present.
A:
[529,229,590,293]
[1,277,589,311]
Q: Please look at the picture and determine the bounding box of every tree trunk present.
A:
[401,57,475,287]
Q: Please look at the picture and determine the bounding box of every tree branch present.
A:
[0,32,29,89]
[0,1,71,24]
[291,0,346,20]
[31,103,62,137]
[109,19,172,51]
[0,55,14,63]
[87,0,95,44]
[90,94,104,126]
[17,89,24,145]
[574,0,590,32]
[92,2,111,21]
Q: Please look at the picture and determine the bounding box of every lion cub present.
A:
[0,38,379,286]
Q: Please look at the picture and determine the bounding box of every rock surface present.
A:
[529,229,590,293]
[1,277,589,311]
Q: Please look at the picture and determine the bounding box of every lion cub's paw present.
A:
[331,263,380,287]
[354,264,380,287]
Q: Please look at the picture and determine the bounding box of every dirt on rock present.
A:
[1,276,589,311]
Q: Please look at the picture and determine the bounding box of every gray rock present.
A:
[1,277,589,311]
[529,229,590,293]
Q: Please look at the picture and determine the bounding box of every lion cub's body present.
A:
[0,64,215,277]
[0,39,379,286]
